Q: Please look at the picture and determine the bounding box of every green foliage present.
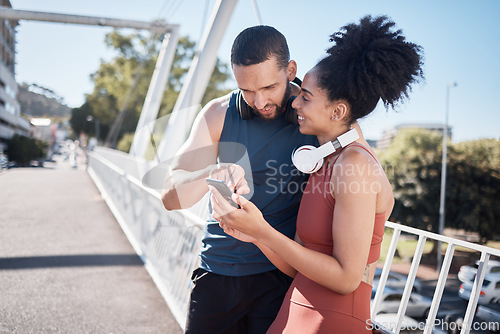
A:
[69,30,232,147]
[447,139,500,241]
[378,130,500,242]
[6,134,47,166]
[453,138,500,171]
[377,129,444,230]
[116,132,164,161]
[144,133,164,161]
[117,132,135,153]
[104,30,139,58]
[69,103,94,137]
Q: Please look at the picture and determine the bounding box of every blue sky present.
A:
[10,0,500,142]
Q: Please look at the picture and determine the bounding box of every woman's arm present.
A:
[212,147,381,294]
[255,240,299,278]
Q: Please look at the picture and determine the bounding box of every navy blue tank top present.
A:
[199,91,318,276]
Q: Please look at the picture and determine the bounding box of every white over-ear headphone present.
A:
[292,128,360,174]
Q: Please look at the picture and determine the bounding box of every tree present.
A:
[378,130,500,242]
[84,31,152,144]
[6,134,47,166]
[447,139,500,242]
[69,103,94,138]
[70,30,232,148]
[377,128,444,231]
[452,138,499,171]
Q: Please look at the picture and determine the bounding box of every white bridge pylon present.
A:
[154,0,238,161]
[0,5,180,159]
[0,1,240,162]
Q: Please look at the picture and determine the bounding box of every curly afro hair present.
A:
[315,15,424,124]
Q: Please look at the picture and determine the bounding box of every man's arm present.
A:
[161,94,229,210]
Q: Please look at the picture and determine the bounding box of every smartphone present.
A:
[206,178,240,208]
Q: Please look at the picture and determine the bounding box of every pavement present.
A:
[0,151,182,334]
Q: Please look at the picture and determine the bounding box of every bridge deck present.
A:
[0,153,182,333]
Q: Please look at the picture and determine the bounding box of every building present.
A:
[376,123,452,150]
[30,117,53,142]
[0,0,30,154]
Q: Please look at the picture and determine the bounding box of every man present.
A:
[162,25,317,333]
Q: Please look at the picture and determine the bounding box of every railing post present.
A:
[461,252,490,334]
[372,228,401,316]
[394,235,427,334]
[424,243,455,334]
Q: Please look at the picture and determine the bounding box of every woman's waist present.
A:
[289,272,372,313]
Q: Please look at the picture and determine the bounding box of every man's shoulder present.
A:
[196,91,236,136]
[204,91,235,118]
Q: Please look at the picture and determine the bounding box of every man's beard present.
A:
[253,81,292,121]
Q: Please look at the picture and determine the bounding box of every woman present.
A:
[210,15,424,333]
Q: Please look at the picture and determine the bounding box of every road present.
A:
[413,276,498,333]
[0,147,182,334]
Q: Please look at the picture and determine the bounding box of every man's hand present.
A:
[208,164,250,195]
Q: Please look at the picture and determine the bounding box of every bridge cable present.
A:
[105,0,185,148]
[104,32,160,148]
[250,0,263,25]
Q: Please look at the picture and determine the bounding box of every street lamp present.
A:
[437,82,457,271]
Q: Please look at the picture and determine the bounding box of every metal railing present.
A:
[372,222,500,334]
[87,147,208,330]
[87,147,500,333]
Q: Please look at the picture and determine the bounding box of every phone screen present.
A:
[206,178,240,208]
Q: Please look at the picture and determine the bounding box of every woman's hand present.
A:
[211,187,299,278]
[209,187,270,242]
[220,224,257,243]
[209,164,250,195]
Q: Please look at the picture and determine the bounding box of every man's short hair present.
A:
[231,25,290,70]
